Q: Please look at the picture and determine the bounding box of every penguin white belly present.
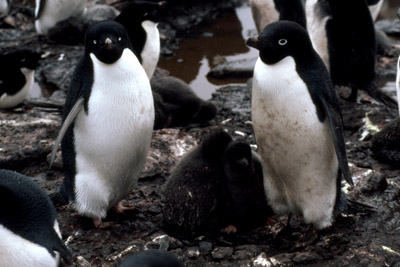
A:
[0,69,34,109]
[0,224,58,267]
[252,57,338,229]
[306,0,330,71]
[141,20,160,79]
[0,0,9,15]
[73,49,154,219]
[35,0,87,34]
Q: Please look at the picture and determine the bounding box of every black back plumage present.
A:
[273,0,306,29]
[115,1,166,63]
[0,49,41,98]
[119,250,184,267]
[221,141,273,231]
[324,0,397,108]
[0,170,72,264]
[163,129,232,237]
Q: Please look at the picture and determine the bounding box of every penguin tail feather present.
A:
[52,229,73,265]
[346,199,376,214]
[367,83,398,109]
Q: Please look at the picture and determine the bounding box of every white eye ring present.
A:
[118,37,122,42]
[93,40,97,45]
[278,39,287,46]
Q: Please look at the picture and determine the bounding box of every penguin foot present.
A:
[93,219,112,229]
[221,225,237,234]
[112,201,136,214]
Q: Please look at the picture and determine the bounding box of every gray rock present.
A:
[207,57,257,79]
[199,241,213,255]
[186,247,200,259]
[211,247,234,260]
[292,252,322,264]
[375,19,400,37]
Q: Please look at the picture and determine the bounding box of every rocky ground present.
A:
[1,0,400,266]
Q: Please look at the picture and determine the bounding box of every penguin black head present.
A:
[5,49,42,70]
[84,20,132,64]
[116,1,167,25]
[246,20,313,65]
[223,141,252,182]
[200,129,233,161]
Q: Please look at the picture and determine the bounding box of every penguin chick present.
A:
[115,1,166,79]
[119,250,184,267]
[49,20,154,227]
[151,75,217,129]
[250,0,306,33]
[305,0,397,108]
[0,170,72,267]
[163,129,232,237]
[35,0,87,35]
[0,49,41,109]
[247,21,353,229]
[221,141,273,231]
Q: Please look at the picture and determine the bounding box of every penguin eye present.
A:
[118,37,122,42]
[278,39,288,46]
[93,40,97,45]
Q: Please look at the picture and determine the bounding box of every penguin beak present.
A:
[105,38,113,49]
[246,36,260,50]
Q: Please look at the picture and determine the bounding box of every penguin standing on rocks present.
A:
[220,141,273,232]
[247,21,353,229]
[250,0,306,33]
[163,129,232,237]
[0,170,72,267]
[0,49,41,109]
[0,0,11,15]
[50,20,154,228]
[115,1,166,79]
[306,0,397,108]
[35,0,87,34]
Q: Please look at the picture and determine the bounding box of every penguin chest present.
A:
[252,57,337,215]
[73,50,154,217]
[141,20,160,79]
[0,69,34,109]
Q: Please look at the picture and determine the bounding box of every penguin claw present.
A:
[93,219,112,229]
[112,201,136,214]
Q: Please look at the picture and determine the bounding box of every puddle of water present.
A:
[158,5,258,100]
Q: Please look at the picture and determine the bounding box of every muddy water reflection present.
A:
[158,5,258,100]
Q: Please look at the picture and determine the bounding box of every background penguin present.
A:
[220,141,273,233]
[119,250,184,267]
[0,49,41,109]
[0,0,11,15]
[151,75,217,129]
[371,56,400,167]
[50,20,155,228]
[250,0,306,33]
[305,0,397,108]
[0,169,72,267]
[163,129,232,237]
[115,1,166,79]
[35,0,87,34]
[247,21,353,229]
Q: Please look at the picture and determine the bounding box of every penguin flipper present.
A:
[366,83,398,109]
[321,98,353,186]
[49,97,84,168]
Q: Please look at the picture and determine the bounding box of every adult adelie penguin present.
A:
[35,0,87,34]
[115,1,166,79]
[247,21,353,229]
[0,49,41,109]
[250,0,306,33]
[50,20,155,227]
[306,0,397,108]
[0,170,72,267]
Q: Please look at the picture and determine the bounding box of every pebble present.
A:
[211,247,234,260]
